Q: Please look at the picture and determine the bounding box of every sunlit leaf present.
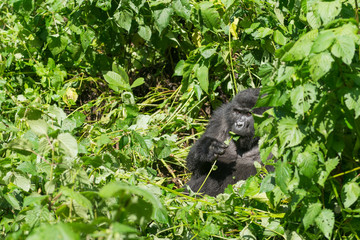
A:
[315,209,334,239]
[278,117,305,148]
[154,7,173,33]
[282,29,318,61]
[342,182,360,208]
[27,223,80,240]
[58,133,78,158]
[197,65,209,94]
[172,0,191,20]
[309,51,334,81]
[303,202,322,230]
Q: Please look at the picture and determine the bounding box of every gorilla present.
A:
[185,88,273,196]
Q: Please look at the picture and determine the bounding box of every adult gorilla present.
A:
[185,88,273,196]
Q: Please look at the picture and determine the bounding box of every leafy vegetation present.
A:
[1,0,360,239]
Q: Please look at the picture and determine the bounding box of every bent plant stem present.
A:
[197,159,218,194]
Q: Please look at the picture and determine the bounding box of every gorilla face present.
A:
[230,107,255,137]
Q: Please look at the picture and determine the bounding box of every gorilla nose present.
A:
[236,121,244,128]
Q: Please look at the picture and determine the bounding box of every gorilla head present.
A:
[185,88,272,196]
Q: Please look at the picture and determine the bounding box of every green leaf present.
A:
[173,60,185,76]
[14,173,31,192]
[278,117,305,148]
[315,209,334,239]
[303,202,322,230]
[103,70,131,93]
[7,138,33,155]
[200,2,221,32]
[131,77,145,88]
[49,105,67,124]
[27,223,80,240]
[282,29,318,61]
[99,182,168,224]
[316,1,341,25]
[275,161,292,194]
[317,156,340,187]
[273,30,287,45]
[80,28,95,51]
[252,27,273,39]
[172,0,191,20]
[309,51,334,81]
[23,195,49,207]
[331,35,355,65]
[28,119,48,136]
[306,11,321,29]
[290,84,316,116]
[311,30,336,53]
[197,65,209,94]
[133,131,150,156]
[153,7,173,33]
[58,133,78,158]
[61,187,93,210]
[115,9,133,32]
[344,88,360,118]
[4,193,21,210]
[274,8,284,25]
[260,174,275,193]
[111,222,139,234]
[297,151,318,178]
[138,25,152,41]
[342,182,360,208]
[47,36,68,55]
[200,47,217,59]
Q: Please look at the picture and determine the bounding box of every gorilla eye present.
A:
[247,112,252,116]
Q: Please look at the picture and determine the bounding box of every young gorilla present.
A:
[186,88,272,196]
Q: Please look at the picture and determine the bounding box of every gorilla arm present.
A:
[186,104,232,173]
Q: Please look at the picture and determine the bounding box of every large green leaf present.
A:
[103,70,131,93]
[315,209,335,239]
[311,30,335,53]
[290,84,316,116]
[309,51,334,81]
[172,0,191,20]
[275,160,292,194]
[153,7,173,33]
[28,119,48,136]
[61,187,93,210]
[47,36,68,55]
[200,2,221,32]
[278,117,305,148]
[138,25,152,41]
[80,29,95,51]
[197,65,209,94]
[99,182,168,224]
[316,1,341,25]
[282,29,318,61]
[115,9,133,32]
[273,30,287,45]
[342,182,360,208]
[303,202,322,230]
[331,35,355,65]
[27,223,80,240]
[58,133,78,158]
[297,151,318,178]
[344,88,360,118]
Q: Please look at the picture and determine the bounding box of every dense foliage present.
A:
[0,0,360,239]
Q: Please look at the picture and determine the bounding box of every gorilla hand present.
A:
[208,139,228,160]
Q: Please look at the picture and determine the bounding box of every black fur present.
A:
[185,88,272,196]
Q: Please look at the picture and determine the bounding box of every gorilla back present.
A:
[185,88,272,196]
